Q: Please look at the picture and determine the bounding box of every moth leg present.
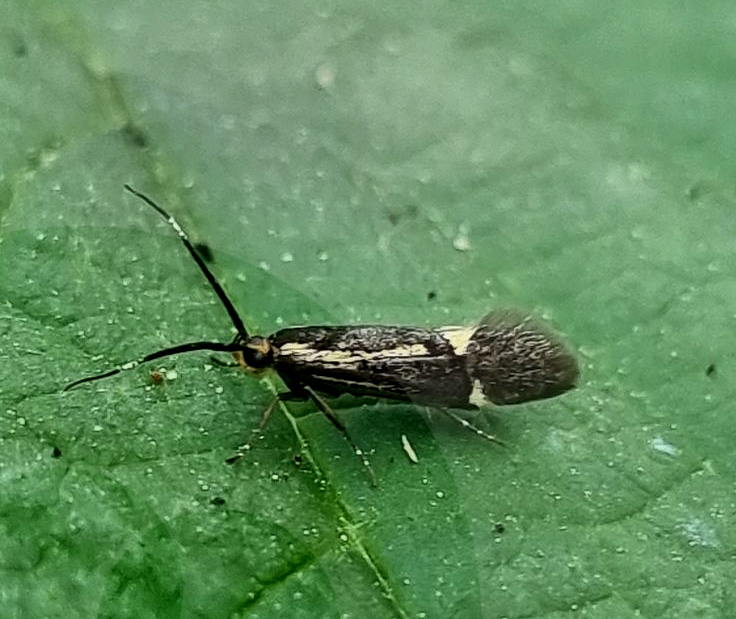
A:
[440,408,506,447]
[304,386,378,487]
[225,391,306,464]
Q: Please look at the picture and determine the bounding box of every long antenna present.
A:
[64,186,252,391]
[123,184,249,340]
[64,341,240,391]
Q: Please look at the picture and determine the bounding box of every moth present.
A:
[65,186,579,483]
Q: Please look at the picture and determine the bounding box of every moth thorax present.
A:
[232,335,273,375]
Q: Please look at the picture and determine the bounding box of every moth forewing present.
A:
[268,313,578,411]
[269,325,474,409]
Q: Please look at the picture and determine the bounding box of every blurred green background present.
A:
[1,2,734,618]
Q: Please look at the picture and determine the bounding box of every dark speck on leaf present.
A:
[705,363,716,378]
[121,122,149,149]
[386,203,419,225]
[13,38,28,58]
[51,446,62,459]
[687,181,710,201]
[195,243,214,262]
[494,522,505,534]
[427,290,437,301]
[210,496,226,506]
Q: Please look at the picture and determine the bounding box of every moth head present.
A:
[232,335,274,375]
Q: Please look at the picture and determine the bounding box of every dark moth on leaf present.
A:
[65,186,579,484]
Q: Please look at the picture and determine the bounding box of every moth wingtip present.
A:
[546,345,580,393]
[469,310,580,405]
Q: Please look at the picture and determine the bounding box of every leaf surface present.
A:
[1,3,735,618]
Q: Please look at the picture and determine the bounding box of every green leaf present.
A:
[2,2,735,618]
